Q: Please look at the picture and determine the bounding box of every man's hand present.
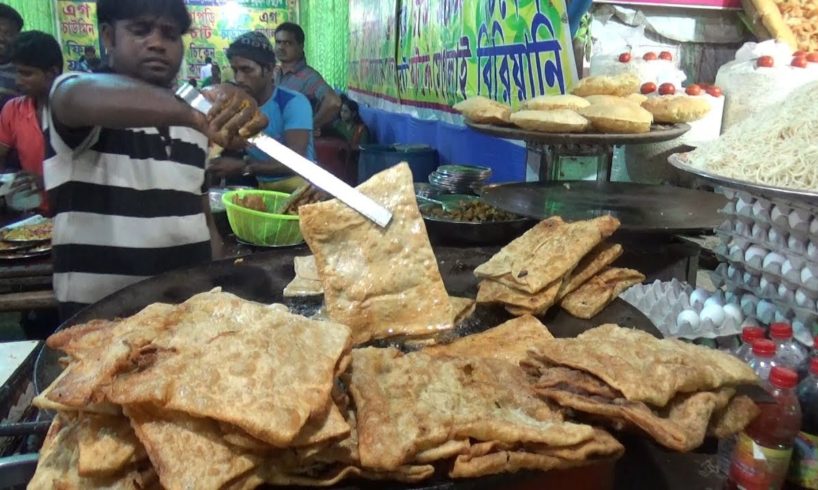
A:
[200,84,268,150]
[8,172,41,198]
[207,156,247,179]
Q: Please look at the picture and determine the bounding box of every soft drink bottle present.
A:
[770,323,808,371]
[727,367,802,490]
[788,358,818,489]
[734,326,767,362]
[749,339,779,381]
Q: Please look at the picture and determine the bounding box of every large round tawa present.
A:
[466,121,690,145]
[669,152,818,205]
[480,181,726,233]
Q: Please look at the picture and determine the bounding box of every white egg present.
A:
[704,295,724,308]
[789,209,810,233]
[756,300,777,324]
[762,252,786,272]
[700,304,726,326]
[740,294,759,317]
[742,272,760,288]
[723,304,743,325]
[782,259,797,279]
[768,227,786,247]
[690,288,710,309]
[778,283,795,303]
[735,221,749,235]
[795,288,812,308]
[801,265,818,290]
[771,205,790,227]
[751,223,768,240]
[788,235,807,255]
[752,200,771,220]
[744,245,768,266]
[810,218,818,237]
[809,241,818,261]
[735,198,753,216]
[727,265,738,280]
[677,309,700,330]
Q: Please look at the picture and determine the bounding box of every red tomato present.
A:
[757,55,774,68]
[807,52,818,62]
[659,51,673,61]
[643,52,658,61]
[706,86,723,97]
[658,83,676,95]
[794,50,807,57]
[685,84,703,96]
[618,52,632,63]
[640,82,657,94]
[792,56,808,68]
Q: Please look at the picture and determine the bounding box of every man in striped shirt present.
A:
[45,0,266,320]
[273,22,341,133]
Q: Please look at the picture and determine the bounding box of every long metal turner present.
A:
[176,84,392,227]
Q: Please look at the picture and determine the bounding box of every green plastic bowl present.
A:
[221,189,303,247]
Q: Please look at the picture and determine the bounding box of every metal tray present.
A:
[668,153,818,205]
[480,181,727,233]
[466,121,690,146]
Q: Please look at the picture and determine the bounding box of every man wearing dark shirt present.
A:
[273,22,340,133]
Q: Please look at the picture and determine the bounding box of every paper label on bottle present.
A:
[788,431,818,489]
[730,432,793,490]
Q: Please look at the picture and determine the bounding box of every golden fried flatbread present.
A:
[560,267,645,319]
[44,303,177,409]
[709,395,760,439]
[294,255,320,280]
[523,94,591,111]
[414,439,472,463]
[510,109,589,133]
[572,73,640,97]
[423,315,553,366]
[529,363,752,451]
[349,347,595,471]
[283,255,323,297]
[28,414,154,490]
[558,243,624,299]
[34,366,121,415]
[532,324,759,407]
[299,163,452,344]
[46,318,120,357]
[642,95,711,123]
[474,216,620,294]
[77,414,147,477]
[453,96,512,125]
[579,103,653,134]
[108,304,351,447]
[449,429,623,478]
[477,278,562,315]
[124,405,259,490]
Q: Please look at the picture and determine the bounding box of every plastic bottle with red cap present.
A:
[727,366,802,490]
[734,326,767,363]
[770,322,808,371]
[749,339,779,381]
[797,336,818,381]
[788,357,818,489]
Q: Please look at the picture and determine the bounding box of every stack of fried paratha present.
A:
[474,216,645,319]
[30,289,356,490]
[523,324,760,452]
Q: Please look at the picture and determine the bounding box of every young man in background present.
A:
[46,0,266,319]
[0,31,63,213]
[0,4,22,109]
[273,22,340,133]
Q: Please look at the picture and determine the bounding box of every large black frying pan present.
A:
[29,245,704,490]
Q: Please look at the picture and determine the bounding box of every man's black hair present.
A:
[11,31,63,73]
[205,56,212,64]
[274,22,305,45]
[84,46,96,54]
[97,0,192,34]
[0,5,23,32]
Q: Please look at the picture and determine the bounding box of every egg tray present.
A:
[619,279,745,340]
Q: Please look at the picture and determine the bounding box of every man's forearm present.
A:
[248,156,290,176]
[51,74,203,131]
[313,94,342,129]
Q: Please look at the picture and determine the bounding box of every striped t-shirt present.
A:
[44,74,212,317]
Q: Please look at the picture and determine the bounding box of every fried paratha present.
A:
[531,324,759,407]
[77,414,147,477]
[349,347,595,471]
[474,216,620,294]
[477,278,563,315]
[560,267,645,319]
[557,243,623,299]
[299,163,452,344]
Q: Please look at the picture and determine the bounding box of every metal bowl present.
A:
[420,203,536,246]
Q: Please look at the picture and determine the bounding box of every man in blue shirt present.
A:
[208,31,313,192]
